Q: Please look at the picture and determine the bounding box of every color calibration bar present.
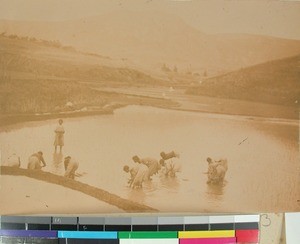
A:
[0,215,259,243]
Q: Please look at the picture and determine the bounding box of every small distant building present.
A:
[169,86,174,92]
[66,102,74,108]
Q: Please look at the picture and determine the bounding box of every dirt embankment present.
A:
[0,87,179,127]
[0,166,158,213]
[0,109,115,127]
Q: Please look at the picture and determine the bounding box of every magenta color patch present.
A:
[180,237,236,244]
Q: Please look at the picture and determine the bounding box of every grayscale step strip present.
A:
[0,215,260,231]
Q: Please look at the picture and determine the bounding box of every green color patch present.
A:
[119,231,178,239]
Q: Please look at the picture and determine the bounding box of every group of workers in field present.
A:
[4,119,228,186]
[5,119,79,179]
[123,151,182,189]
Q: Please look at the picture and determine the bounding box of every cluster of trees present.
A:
[161,63,207,77]
[0,32,75,50]
[161,63,177,73]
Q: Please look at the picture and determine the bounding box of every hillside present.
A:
[0,34,164,85]
[1,11,300,75]
[186,55,300,107]
[0,35,171,115]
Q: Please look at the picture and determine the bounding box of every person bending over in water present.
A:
[123,165,138,186]
[64,156,79,179]
[54,119,65,153]
[206,157,228,184]
[160,153,181,177]
[27,151,46,170]
[132,155,160,180]
[123,163,148,189]
[160,151,179,160]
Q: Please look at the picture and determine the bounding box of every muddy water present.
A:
[0,106,299,213]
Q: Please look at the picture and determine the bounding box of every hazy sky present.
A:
[0,0,300,40]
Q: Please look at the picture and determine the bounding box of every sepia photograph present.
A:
[0,0,299,215]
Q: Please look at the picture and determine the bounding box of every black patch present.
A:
[210,223,234,230]
[104,225,131,231]
[235,222,259,230]
[184,224,209,231]
[0,222,25,230]
[158,224,184,231]
[51,224,77,231]
[132,225,158,231]
[28,224,50,230]
[79,225,104,231]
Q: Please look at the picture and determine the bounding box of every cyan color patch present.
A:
[57,231,118,239]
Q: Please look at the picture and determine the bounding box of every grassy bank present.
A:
[0,79,178,127]
[187,55,300,107]
[0,34,177,126]
[0,79,114,114]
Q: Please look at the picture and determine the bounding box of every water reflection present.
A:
[0,105,298,212]
[52,152,64,175]
[126,186,147,205]
[206,181,227,202]
[159,174,180,192]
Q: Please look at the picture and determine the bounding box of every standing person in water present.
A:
[54,119,65,153]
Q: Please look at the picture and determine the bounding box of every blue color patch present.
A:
[57,231,118,239]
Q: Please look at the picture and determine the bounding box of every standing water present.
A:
[0,105,299,213]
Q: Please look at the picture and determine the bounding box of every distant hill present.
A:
[1,10,300,75]
[186,55,300,107]
[0,35,166,114]
[0,34,163,85]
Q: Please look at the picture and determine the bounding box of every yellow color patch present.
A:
[178,230,235,238]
